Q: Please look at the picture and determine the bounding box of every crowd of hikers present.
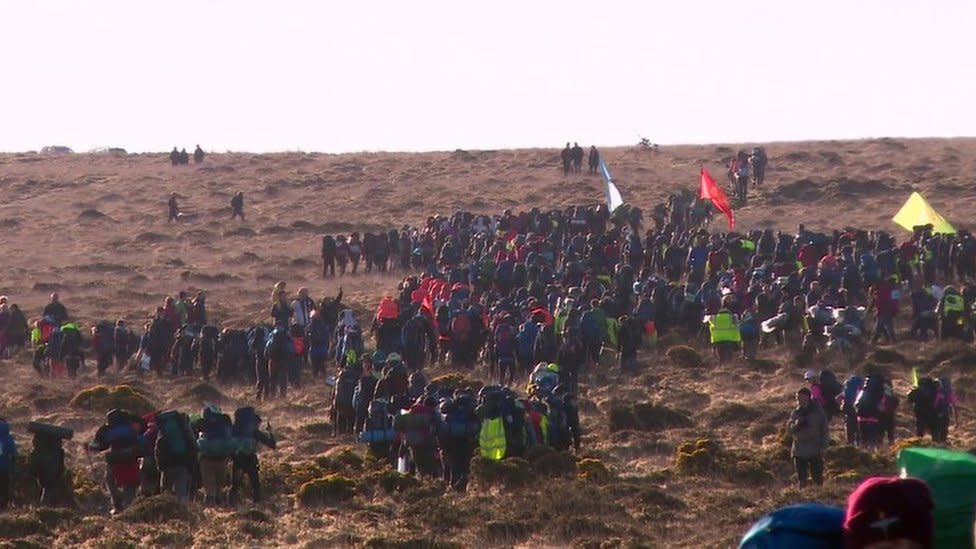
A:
[169,145,205,166]
[0,405,275,514]
[3,176,976,541]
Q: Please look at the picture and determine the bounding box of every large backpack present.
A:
[335,368,360,411]
[450,313,472,343]
[494,323,517,357]
[517,321,539,358]
[45,329,65,358]
[232,406,260,438]
[909,377,939,417]
[854,376,884,418]
[199,407,233,458]
[95,321,115,354]
[842,375,864,413]
[738,503,845,549]
[819,370,843,416]
[352,375,378,417]
[393,408,435,447]
[545,395,570,451]
[156,410,195,458]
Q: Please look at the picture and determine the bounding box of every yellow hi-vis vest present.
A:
[943,294,964,315]
[709,312,742,344]
[479,417,507,460]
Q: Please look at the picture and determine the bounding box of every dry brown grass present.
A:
[1,139,976,547]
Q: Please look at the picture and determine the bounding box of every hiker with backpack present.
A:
[353,358,379,433]
[88,409,146,514]
[909,376,955,443]
[437,391,480,491]
[332,359,361,435]
[394,396,440,478]
[839,375,865,445]
[153,410,197,502]
[853,375,889,449]
[306,310,332,378]
[229,406,276,504]
[0,418,16,509]
[197,405,234,505]
[29,423,71,506]
[787,387,829,488]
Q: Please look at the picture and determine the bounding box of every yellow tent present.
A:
[892,191,956,234]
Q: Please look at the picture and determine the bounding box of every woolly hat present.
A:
[844,476,934,549]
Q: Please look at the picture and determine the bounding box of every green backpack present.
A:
[898,447,976,549]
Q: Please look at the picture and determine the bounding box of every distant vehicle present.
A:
[41,146,74,154]
[88,147,127,156]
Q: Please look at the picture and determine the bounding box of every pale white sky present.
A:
[1,0,973,153]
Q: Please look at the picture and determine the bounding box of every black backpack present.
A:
[335,368,360,411]
[854,376,884,418]
[819,370,843,415]
[909,377,939,417]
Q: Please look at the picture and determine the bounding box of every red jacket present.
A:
[872,281,898,316]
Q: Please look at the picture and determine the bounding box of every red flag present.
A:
[700,168,735,230]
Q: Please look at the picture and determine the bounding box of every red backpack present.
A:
[451,314,472,343]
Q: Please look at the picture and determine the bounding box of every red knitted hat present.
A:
[844,476,934,549]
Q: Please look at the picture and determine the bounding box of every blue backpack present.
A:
[0,420,16,473]
[739,503,845,549]
[843,375,864,413]
[517,321,538,358]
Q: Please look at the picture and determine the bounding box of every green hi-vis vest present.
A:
[479,417,506,460]
[709,312,742,344]
[944,294,964,315]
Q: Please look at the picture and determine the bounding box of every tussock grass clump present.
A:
[300,421,332,436]
[705,402,763,428]
[313,446,365,473]
[482,519,532,543]
[364,470,422,494]
[149,531,194,547]
[470,456,532,490]
[526,446,577,477]
[295,474,356,506]
[824,445,892,474]
[0,514,49,539]
[577,458,613,483]
[178,382,227,403]
[608,401,693,432]
[674,439,723,475]
[363,538,462,549]
[427,373,483,392]
[666,345,703,368]
[68,384,156,415]
[119,495,193,524]
[872,347,906,364]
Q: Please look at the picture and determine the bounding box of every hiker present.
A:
[394,396,440,478]
[437,391,480,491]
[321,235,337,277]
[197,405,234,505]
[571,142,584,174]
[869,275,898,344]
[708,307,741,363]
[229,406,276,504]
[588,146,600,174]
[88,409,145,514]
[616,314,642,373]
[42,292,69,325]
[908,376,955,443]
[153,410,197,502]
[837,372,862,431]
[193,144,204,164]
[937,286,967,341]
[843,476,933,549]
[748,146,767,187]
[3,303,29,354]
[179,148,189,165]
[29,427,69,506]
[853,375,889,449]
[0,418,15,508]
[292,287,316,330]
[168,192,180,222]
[560,143,572,175]
[230,192,244,220]
[787,387,828,488]
[270,288,293,328]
